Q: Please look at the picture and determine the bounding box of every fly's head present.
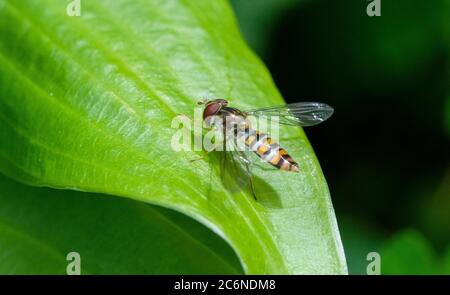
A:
[199,99,228,128]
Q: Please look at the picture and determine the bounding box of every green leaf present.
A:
[0,173,242,274]
[442,246,450,274]
[379,229,450,274]
[380,229,435,274]
[0,0,346,274]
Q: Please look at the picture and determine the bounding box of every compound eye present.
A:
[203,102,222,120]
[216,99,228,106]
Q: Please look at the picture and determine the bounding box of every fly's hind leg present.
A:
[248,174,257,201]
[236,150,258,201]
[247,167,258,201]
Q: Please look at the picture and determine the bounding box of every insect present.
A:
[199,99,334,199]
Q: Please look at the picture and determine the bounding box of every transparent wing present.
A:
[246,102,334,126]
[220,130,257,200]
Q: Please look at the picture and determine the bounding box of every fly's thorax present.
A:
[202,115,243,128]
[224,114,249,132]
[205,113,251,151]
[204,112,250,131]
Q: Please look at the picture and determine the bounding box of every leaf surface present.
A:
[0,174,242,274]
[0,0,346,274]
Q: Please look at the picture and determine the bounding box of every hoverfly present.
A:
[199,99,333,199]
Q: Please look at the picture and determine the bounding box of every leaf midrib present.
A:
[0,52,286,272]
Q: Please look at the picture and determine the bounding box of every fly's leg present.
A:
[236,150,258,201]
[189,149,214,163]
[246,164,258,201]
[189,139,224,163]
[243,167,257,201]
[189,156,205,163]
[249,176,257,201]
[219,127,258,201]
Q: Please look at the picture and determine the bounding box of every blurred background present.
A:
[231,0,450,274]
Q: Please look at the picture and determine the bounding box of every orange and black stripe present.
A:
[243,127,299,172]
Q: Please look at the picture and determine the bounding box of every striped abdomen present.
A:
[243,128,299,172]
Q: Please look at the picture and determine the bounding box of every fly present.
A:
[199,99,334,199]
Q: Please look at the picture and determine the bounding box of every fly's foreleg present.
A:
[189,149,215,163]
[189,139,225,163]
